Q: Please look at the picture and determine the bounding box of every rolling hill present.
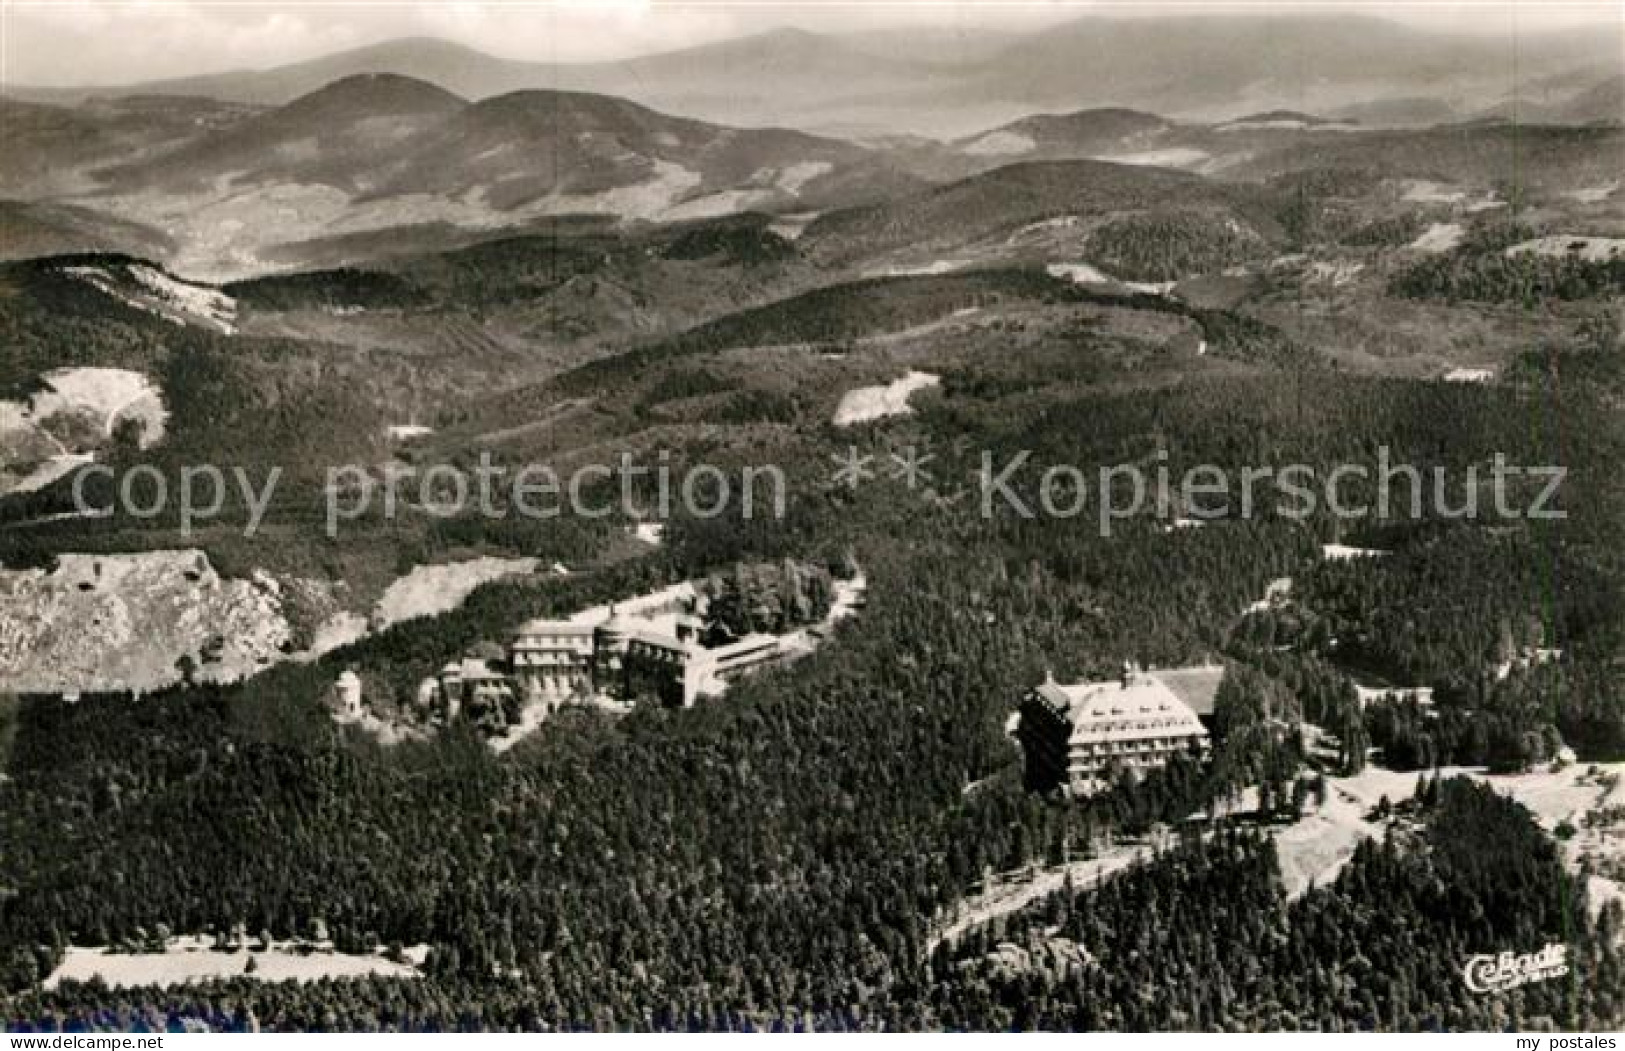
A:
[1230,122,1625,194]
[956,13,1619,124]
[48,77,917,280]
[940,109,1185,176]
[930,106,1367,180]
[0,201,173,263]
[0,94,258,197]
[224,213,828,371]
[6,14,1615,282]
[1552,75,1625,126]
[19,31,980,135]
[17,14,1623,138]
[798,158,1280,272]
[95,74,467,195]
[363,88,906,213]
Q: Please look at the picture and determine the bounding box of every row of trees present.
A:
[696,559,837,642]
[1393,251,1625,304]
[1084,210,1263,283]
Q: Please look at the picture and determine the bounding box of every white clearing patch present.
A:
[540,160,704,222]
[867,259,966,278]
[1505,236,1625,263]
[961,130,1036,157]
[1046,262,1115,284]
[568,580,696,629]
[1401,180,1467,205]
[45,937,424,990]
[1092,148,1211,169]
[370,557,540,630]
[1565,181,1619,204]
[127,265,237,332]
[1274,761,1625,910]
[767,212,818,241]
[63,265,236,334]
[1274,783,1382,899]
[302,611,370,658]
[29,367,167,446]
[1046,262,1175,296]
[774,161,833,195]
[1306,260,1365,287]
[1,368,166,495]
[1005,215,1081,245]
[659,188,768,223]
[833,371,941,427]
[1322,543,1387,561]
[1408,222,1464,254]
[1217,119,1359,133]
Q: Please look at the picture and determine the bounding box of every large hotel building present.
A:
[1017,664,1220,794]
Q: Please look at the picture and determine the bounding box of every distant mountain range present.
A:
[16,14,1622,137]
[88,73,905,208]
[2,13,1618,280]
[2,73,921,278]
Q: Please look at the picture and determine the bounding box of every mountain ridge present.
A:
[14,14,1621,137]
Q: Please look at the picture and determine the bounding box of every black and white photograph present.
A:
[0,0,1622,1036]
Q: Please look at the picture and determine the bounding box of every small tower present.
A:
[674,613,704,645]
[594,608,631,665]
[333,670,363,720]
[436,660,466,721]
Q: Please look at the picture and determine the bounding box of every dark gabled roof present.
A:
[1150,664,1225,716]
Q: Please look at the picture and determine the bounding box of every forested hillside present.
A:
[6,349,1624,1027]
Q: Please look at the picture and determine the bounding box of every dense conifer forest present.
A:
[5,350,1623,1028]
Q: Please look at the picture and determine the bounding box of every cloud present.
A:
[4,1,373,85]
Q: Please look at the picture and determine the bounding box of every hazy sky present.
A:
[2,0,1620,87]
